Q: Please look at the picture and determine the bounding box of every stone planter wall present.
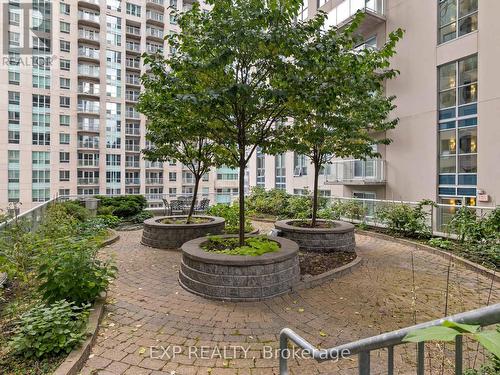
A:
[141,216,225,249]
[275,219,355,253]
[179,235,300,301]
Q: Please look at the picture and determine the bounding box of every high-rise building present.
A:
[0,0,242,211]
[248,0,499,220]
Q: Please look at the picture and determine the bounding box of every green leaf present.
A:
[403,326,460,343]
[442,320,480,334]
[473,330,500,359]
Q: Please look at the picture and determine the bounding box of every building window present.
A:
[60,59,70,71]
[293,152,308,176]
[59,189,70,197]
[169,172,177,182]
[32,188,51,202]
[59,133,70,144]
[438,0,478,44]
[60,152,70,163]
[275,154,286,190]
[126,3,141,17]
[33,132,51,145]
[60,96,70,108]
[60,77,70,89]
[59,170,70,181]
[60,2,70,15]
[298,0,308,21]
[60,114,70,126]
[8,169,20,183]
[8,91,20,105]
[438,54,478,199]
[8,131,20,144]
[60,21,70,33]
[60,40,70,52]
[9,70,20,85]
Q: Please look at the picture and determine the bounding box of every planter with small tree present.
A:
[275,14,403,253]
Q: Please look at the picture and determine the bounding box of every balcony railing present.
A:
[325,0,385,33]
[325,159,386,185]
[77,177,99,185]
[125,92,140,102]
[126,25,141,36]
[78,141,100,149]
[145,193,164,201]
[146,10,164,23]
[77,159,99,167]
[125,127,141,135]
[125,59,141,69]
[125,160,140,168]
[126,76,141,85]
[147,0,164,6]
[78,10,100,24]
[78,29,100,42]
[146,178,163,185]
[125,178,140,185]
[146,27,164,39]
[125,110,140,119]
[77,102,100,113]
[78,83,100,96]
[125,144,140,152]
[78,47,100,60]
[145,161,163,168]
[126,42,141,53]
[78,65,100,78]
[78,123,100,132]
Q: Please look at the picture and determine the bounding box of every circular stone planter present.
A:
[141,216,225,249]
[275,219,355,253]
[179,235,300,301]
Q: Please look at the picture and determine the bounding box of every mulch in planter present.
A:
[299,251,356,276]
[290,220,337,229]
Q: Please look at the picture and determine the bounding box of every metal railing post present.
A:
[279,331,289,375]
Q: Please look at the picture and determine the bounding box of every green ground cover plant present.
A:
[207,203,254,234]
[202,235,279,256]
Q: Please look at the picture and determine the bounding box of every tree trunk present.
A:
[311,160,320,228]
[238,161,246,246]
[186,174,201,224]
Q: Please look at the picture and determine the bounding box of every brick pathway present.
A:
[81,223,499,375]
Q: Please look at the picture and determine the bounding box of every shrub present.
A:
[36,237,116,305]
[246,187,289,217]
[283,194,312,219]
[8,300,89,358]
[428,237,453,250]
[448,207,483,243]
[207,203,254,233]
[57,201,90,222]
[130,210,154,224]
[96,195,147,219]
[95,214,122,228]
[375,200,435,238]
[202,235,279,256]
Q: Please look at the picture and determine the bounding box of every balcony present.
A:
[125,109,140,119]
[77,141,100,150]
[78,122,100,132]
[126,76,141,86]
[125,144,141,152]
[78,82,100,96]
[125,92,140,102]
[325,0,385,35]
[145,161,163,169]
[146,27,164,41]
[126,25,141,38]
[126,41,141,54]
[146,10,164,25]
[125,126,141,135]
[77,160,99,167]
[77,101,100,114]
[77,177,99,185]
[125,59,141,70]
[78,0,100,10]
[325,159,386,185]
[125,160,140,168]
[145,193,164,201]
[125,178,140,185]
[78,47,100,61]
[146,178,163,185]
[78,65,100,79]
[146,44,163,54]
[146,0,165,9]
[78,29,100,44]
[78,10,100,26]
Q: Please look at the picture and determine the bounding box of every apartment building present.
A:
[0,0,242,211]
[248,0,500,215]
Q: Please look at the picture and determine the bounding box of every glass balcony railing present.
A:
[77,159,99,167]
[78,122,100,132]
[125,160,140,168]
[126,76,141,85]
[77,141,100,149]
[125,59,141,69]
[125,92,140,101]
[78,65,100,78]
[125,109,140,119]
[78,82,100,96]
[126,42,141,53]
[77,101,100,113]
[145,161,163,168]
[325,159,386,185]
[78,47,100,59]
[77,177,99,185]
[78,29,100,42]
[126,25,141,36]
[125,178,141,185]
[146,178,163,185]
[146,10,164,23]
[325,0,384,28]
[78,10,100,24]
[125,144,140,152]
[125,126,140,135]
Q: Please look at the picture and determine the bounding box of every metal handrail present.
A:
[279,303,500,375]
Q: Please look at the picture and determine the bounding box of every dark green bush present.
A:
[36,237,116,305]
[207,203,254,233]
[8,300,89,358]
[96,195,147,219]
[130,210,154,224]
[56,201,90,222]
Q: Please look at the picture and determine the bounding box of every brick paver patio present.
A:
[81,222,499,375]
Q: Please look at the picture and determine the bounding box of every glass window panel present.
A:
[458,154,476,173]
[440,155,456,173]
[458,174,477,185]
[459,55,477,85]
[458,127,477,154]
[439,63,456,91]
[439,187,457,196]
[439,23,457,43]
[439,174,456,185]
[439,89,456,109]
[458,0,477,17]
[458,118,477,127]
[439,121,456,130]
[439,108,456,120]
[440,130,456,155]
[458,103,477,117]
[458,83,477,105]
[458,13,478,36]
[457,187,476,196]
[439,0,457,26]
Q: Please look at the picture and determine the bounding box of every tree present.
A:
[137,54,221,224]
[166,0,304,245]
[285,13,403,226]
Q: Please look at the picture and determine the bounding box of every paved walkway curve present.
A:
[81,224,499,375]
